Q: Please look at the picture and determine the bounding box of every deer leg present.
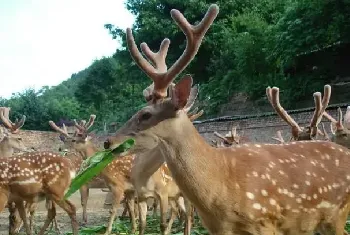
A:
[37,201,56,235]
[157,193,169,235]
[52,197,78,235]
[183,197,193,235]
[125,193,137,233]
[8,202,23,235]
[121,199,129,218]
[15,200,32,235]
[137,196,148,235]
[79,185,89,225]
[165,200,178,235]
[104,187,123,235]
[152,197,158,217]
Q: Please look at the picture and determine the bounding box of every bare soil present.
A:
[0,189,124,234]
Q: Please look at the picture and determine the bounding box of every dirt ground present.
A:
[0,189,124,234]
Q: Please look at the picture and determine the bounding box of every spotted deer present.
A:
[0,107,58,235]
[50,116,137,235]
[103,4,350,235]
[0,107,27,157]
[266,85,331,141]
[131,87,203,235]
[271,130,286,144]
[49,117,108,225]
[323,107,350,148]
[0,151,78,235]
[213,125,248,147]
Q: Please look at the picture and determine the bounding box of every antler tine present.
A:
[343,106,350,130]
[337,107,344,130]
[323,111,337,123]
[309,92,322,137]
[0,107,12,129]
[73,119,85,133]
[310,85,331,133]
[184,85,199,112]
[214,131,230,143]
[0,107,26,133]
[268,87,302,138]
[272,130,285,143]
[127,4,219,99]
[84,114,96,130]
[320,123,330,140]
[49,121,70,138]
[188,110,204,121]
[164,5,219,90]
[231,126,237,138]
[188,107,199,116]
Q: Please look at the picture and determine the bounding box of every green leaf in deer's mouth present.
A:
[64,138,135,199]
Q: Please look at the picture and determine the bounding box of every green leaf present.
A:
[64,138,135,199]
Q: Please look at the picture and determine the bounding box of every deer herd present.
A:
[1,3,350,235]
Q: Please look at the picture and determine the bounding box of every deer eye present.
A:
[17,138,22,141]
[72,139,76,143]
[140,112,152,121]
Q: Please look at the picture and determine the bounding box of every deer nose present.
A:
[104,139,111,149]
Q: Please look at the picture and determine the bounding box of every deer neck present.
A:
[132,146,165,183]
[155,117,225,212]
[77,143,98,160]
[0,139,14,158]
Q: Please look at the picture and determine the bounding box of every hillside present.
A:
[1,0,350,131]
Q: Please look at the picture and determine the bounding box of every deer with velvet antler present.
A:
[0,107,63,235]
[0,108,78,235]
[130,84,203,235]
[103,4,350,235]
[50,115,138,235]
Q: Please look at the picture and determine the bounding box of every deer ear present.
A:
[171,75,193,110]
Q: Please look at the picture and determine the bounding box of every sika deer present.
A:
[49,117,108,225]
[50,116,137,235]
[323,107,350,148]
[131,87,202,235]
[213,125,247,146]
[0,107,27,157]
[0,152,78,235]
[104,4,350,234]
[266,85,331,141]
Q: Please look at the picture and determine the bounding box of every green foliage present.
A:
[60,215,209,235]
[64,139,135,199]
[2,0,350,129]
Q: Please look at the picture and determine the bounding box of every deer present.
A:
[49,116,137,235]
[213,125,246,147]
[0,107,27,157]
[0,107,63,235]
[0,151,78,235]
[266,85,331,141]
[49,117,110,226]
[103,4,350,235]
[131,86,203,235]
[271,130,286,144]
[322,107,350,148]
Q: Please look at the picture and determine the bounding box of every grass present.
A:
[45,215,209,235]
[38,216,350,235]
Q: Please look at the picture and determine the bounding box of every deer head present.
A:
[323,107,350,148]
[213,125,244,146]
[49,115,96,153]
[271,130,286,144]
[266,85,331,141]
[0,107,26,134]
[0,107,27,157]
[104,4,218,152]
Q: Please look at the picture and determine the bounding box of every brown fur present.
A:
[0,152,78,235]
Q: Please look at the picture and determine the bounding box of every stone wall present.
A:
[18,107,343,150]
[194,108,342,144]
